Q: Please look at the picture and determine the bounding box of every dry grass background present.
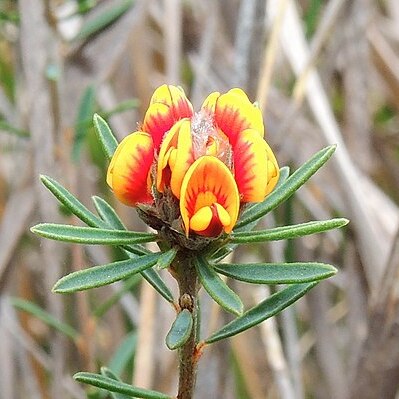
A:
[1,0,399,398]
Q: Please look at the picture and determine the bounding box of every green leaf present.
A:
[74,0,135,41]
[235,145,336,229]
[156,248,178,270]
[31,223,157,245]
[109,332,137,377]
[231,218,348,243]
[74,372,171,399]
[40,176,173,302]
[100,99,140,120]
[92,196,126,230]
[40,175,105,228]
[140,267,174,303]
[100,368,132,399]
[165,309,193,350]
[205,282,317,344]
[73,85,96,161]
[274,166,290,190]
[93,113,118,160]
[11,298,79,340]
[53,253,160,293]
[194,257,243,316]
[214,262,337,284]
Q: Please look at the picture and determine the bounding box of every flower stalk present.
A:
[173,251,200,399]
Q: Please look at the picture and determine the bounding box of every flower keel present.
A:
[180,156,240,237]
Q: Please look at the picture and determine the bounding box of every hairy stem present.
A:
[175,252,199,399]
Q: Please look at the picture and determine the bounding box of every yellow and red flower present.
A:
[107,85,279,238]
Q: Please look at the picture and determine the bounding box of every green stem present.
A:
[175,252,199,399]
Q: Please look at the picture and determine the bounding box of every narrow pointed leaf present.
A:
[166,309,193,350]
[74,372,171,399]
[236,145,336,229]
[214,262,337,284]
[205,282,318,344]
[109,332,137,376]
[100,367,132,399]
[31,223,157,245]
[194,257,243,316]
[53,253,160,293]
[40,175,105,228]
[231,218,348,243]
[274,166,290,190]
[156,248,178,269]
[100,98,140,119]
[75,0,135,42]
[92,196,126,229]
[140,267,174,303]
[11,298,79,340]
[92,195,151,256]
[93,113,118,160]
[73,85,96,161]
[40,176,173,302]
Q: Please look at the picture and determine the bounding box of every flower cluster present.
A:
[106,85,279,238]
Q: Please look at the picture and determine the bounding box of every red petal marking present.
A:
[233,129,279,202]
[142,85,193,148]
[213,89,264,146]
[107,132,155,206]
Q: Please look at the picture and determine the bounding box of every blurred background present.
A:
[1,0,399,398]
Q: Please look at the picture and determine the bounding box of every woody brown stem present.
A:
[175,252,199,399]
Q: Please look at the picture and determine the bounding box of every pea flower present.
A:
[106,85,279,239]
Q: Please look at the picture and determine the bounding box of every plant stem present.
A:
[175,252,199,399]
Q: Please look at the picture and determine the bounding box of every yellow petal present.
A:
[201,91,221,114]
[107,132,155,206]
[265,141,280,196]
[189,204,231,235]
[190,206,213,231]
[233,129,279,202]
[156,118,193,198]
[180,156,240,236]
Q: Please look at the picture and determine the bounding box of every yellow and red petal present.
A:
[107,132,154,206]
[264,141,280,196]
[142,85,193,148]
[180,156,240,236]
[156,118,194,198]
[212,88,264,146]
[201,91,221,114]
[233,129,279,202]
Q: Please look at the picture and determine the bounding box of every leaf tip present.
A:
[30,225,40,235]
[52,281,65,294]
[93,113,102,124]
[340,218,350,226]
[234,305,244,317]
[39,174,49,183]
[73,372,85,381]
